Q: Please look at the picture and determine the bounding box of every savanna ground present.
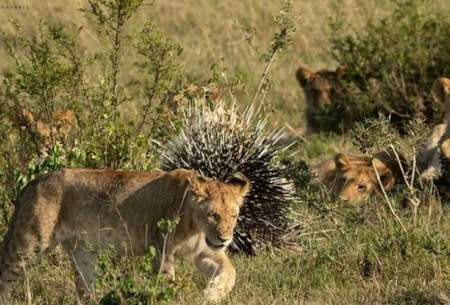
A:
[0,1,449,304]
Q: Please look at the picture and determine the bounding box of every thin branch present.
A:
[372,160,406,232]
[251,51,278,113]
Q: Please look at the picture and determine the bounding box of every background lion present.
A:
[0,168,250,303]
[295,64,346,134]
[11,109,78,167]
[312,150,404,203]
[418,77,450,181]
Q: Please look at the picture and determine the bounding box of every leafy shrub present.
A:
[96,247,177,305]
[0,0,187,221]
[323,0,450,132]
[1,0,186,169]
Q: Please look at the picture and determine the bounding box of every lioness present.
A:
[295,64,346,134]
[312,151,403,202]
[0,168,250,302]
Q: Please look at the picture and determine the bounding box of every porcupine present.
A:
[158,100,297,255]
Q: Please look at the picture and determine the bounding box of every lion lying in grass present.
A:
[312,150,403,203]
[0,168,250,303]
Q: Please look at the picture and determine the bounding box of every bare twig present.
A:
[372,160,406,232]
[251,51,278,113]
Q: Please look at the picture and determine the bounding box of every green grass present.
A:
[5,184,449,305]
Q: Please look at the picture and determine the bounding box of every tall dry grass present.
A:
[4,0,448,128]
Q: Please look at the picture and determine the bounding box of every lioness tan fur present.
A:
[0,168,250,303]
[312,150,402,203]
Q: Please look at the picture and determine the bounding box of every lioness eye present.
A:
[209,213,220,221]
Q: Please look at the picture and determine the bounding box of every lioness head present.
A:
[188,172,250,251]
[314,151,402,203]
[296,65,346,106]
[333,153,398,202]
[432,77,450,122]
[12,108,78,153]
[431,77,450,112]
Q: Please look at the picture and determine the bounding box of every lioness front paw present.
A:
[204,286,228,303]
[420,168,439,181]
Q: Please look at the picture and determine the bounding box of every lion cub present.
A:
[0,168,250,303]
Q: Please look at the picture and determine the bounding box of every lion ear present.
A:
[188,172,209,199]
[335,153,351,171]
[296,65,316,87]
[335,65,347,79]
[372,158,395,190]
[225,172,251,197]
[432,77,450,104]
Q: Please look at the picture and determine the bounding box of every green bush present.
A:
[1,0,187,169]
[324,0,450,132]
[96,247,177,305]
[0,0,186,219]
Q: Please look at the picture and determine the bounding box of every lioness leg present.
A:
[0,223,59,297]
[194,249,236,302]
[153,250,176,280]
[63,241,98,301]
[0,183,60,296]
[0,232,38,295]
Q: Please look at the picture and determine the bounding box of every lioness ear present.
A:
[188,173,209,199]
[296,65,315,87]
[335,65,347,79]
[372,159,395,190]
[335,153,350,171]
[225,172,251,197]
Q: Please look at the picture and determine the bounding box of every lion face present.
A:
[322,152,399,203]
[296,66,342,107]
[12,109,78,156]
[188,173,250,251]
[432,77,450,120]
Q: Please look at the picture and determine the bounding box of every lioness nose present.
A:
[217,236,228,243]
